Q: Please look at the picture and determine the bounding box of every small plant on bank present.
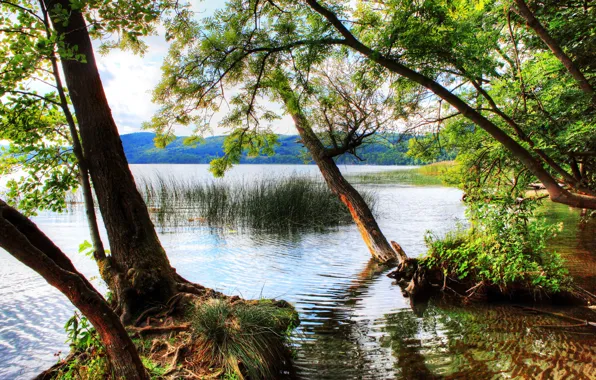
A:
[141,357,167,379]
[422,190,569,295]
[56,313,108,379]
[191,298,299,379]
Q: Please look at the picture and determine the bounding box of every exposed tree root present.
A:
[387,249,595,314]
[39,293,299,379]
[33,352,76,380]
[129,323,192,337]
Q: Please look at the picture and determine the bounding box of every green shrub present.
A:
[192,299,298,379]
[56,313,108,379]
[141,357,167,379]
[422,192,569,293]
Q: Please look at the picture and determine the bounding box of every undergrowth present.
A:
[422,191,570,294]
[51,299,299,380]
[54,313,108,379]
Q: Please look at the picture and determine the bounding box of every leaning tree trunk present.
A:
[0,200,149,380]
[42,0,177,319]
[274,79,400,263]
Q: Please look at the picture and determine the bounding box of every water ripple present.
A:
[1,165,594,379]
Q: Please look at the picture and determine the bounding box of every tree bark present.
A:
[274,76,399,263]
[304,0,596,210]
[0,200,149,380]
[42,0,178,317]
[40,0,107,264]
[512,0,595,99]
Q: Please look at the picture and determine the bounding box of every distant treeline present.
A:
[121,133,454,165]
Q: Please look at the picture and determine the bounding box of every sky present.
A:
[95,1,294,137]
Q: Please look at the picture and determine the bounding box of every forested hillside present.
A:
[121,132,444,165]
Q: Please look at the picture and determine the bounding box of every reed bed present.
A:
[137,174,376,231]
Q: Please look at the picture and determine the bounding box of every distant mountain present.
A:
[120,132,427,165]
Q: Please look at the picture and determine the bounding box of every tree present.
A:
[147,3,406,262]
[512,0,595,100]
[42,0,179,321]
[307,0,596,208]
[271,69,402,262]
[1,0,206,321]
[149,0,595,209]
[0,0,106,261]
[0,200,148,379]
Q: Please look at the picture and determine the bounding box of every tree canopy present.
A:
[149,0,596,208]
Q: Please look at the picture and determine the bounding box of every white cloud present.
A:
[93,1,297,137]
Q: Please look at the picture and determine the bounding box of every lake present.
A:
[0,164,594,379]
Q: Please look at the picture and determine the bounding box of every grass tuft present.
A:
[191,299,298,379]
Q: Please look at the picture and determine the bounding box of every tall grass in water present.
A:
[138,174,377,231]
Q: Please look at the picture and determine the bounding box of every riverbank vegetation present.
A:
[139,174,376,231]
[348,161,459,186]
[43,298,298,379]
[422,193,569,296]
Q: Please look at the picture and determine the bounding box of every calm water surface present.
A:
[0,164,594,379]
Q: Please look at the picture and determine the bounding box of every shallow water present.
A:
[0,164,594,379]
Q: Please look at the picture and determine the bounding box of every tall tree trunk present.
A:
[41,1,107,263]
[512,0,595,100]
[274,77,400,263]
[42,0,177,318]
[0,200,149,380]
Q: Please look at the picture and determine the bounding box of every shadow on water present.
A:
[543,204,596,291]
[292,258,596,379]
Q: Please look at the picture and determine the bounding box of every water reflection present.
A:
[0,165,594,379]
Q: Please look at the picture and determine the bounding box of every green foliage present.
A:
[78,240,94,258]
[191,298,298,380]
[0,0,185,215]
[422,192,569,293]
[138,173,376,231]
[78,240,109,260]
[0,1,81,214]
[148,1,414,175]
[146,0,596,202]
[0,88,79,215]
[141,357,167,379]
[65,313,101,352]
[210,129,279,177]
[59,313,108,379]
